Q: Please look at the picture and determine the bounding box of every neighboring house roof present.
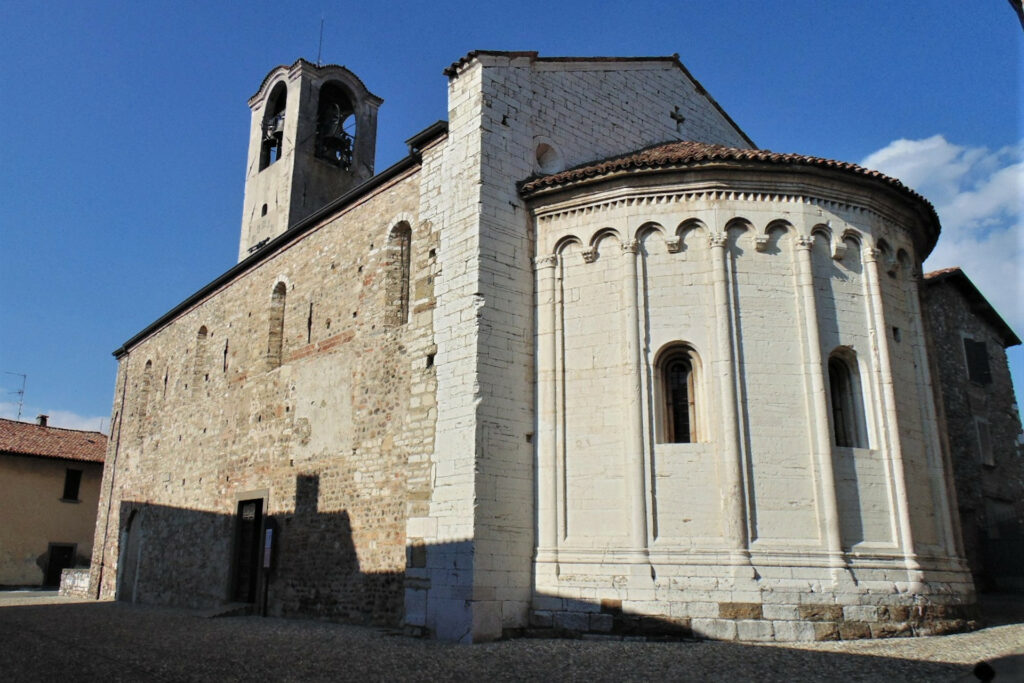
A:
[924,267,1021,347]
[0,418,107,463]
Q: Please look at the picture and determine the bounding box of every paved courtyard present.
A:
[1,591,1022,682]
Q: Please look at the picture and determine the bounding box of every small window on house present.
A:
[267,282,287,369]
[828,352,868,448]
[963,338,992,385]
[62,468,83,501]
[975,417,994,467]
[657,345,700,443]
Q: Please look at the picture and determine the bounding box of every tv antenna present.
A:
[4,372,27,420]
[317,17,325,67]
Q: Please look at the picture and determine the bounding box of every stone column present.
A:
[794,236,846,575]
[862,247,921,577]
[708,232,748,557]
[904,271,957,557]
[621,240,648,551]
[534,254,559,559]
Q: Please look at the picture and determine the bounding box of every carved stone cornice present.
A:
[534,254,559,270]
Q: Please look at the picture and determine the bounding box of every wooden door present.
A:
[232,499,263,602]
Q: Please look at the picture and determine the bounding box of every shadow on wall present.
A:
[114,473,404,626]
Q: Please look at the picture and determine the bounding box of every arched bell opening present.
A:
[316,82,356,170]
[259,82,287,171]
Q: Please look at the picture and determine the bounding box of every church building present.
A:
[90,51,986,642]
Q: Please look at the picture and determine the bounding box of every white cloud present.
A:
[0,401,109,434]
[861,136,1024,333]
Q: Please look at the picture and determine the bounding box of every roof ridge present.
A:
[0,416,105,437]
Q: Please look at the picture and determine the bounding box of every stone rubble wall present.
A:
[90,167,436,627]
[922,279,1024,591]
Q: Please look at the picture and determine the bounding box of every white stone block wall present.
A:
[525,170,974,640]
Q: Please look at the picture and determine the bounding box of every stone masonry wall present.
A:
[91,166,437,626]
[526,168,974,642]
[434,53,756,642]
[922,278,1024,591]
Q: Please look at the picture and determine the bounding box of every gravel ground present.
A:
[1,591,1022,682]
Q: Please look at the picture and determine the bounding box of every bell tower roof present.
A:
[248,59,382,109]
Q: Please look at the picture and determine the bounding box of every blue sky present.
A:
[0,1,1021,431]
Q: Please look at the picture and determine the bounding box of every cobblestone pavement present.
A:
[1,591,1022,682]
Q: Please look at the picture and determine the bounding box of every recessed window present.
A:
[963,338,992,385]
[975,417,994,467]
[535,142,563,174]
[62,468,83,502]
[657,345,701,443]
[267,282,287,369]
[387,222,412,326]
[828,352,868,448]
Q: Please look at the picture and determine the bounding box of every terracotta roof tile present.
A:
[519,141,935,213]
[923,267,1021,347]
[0,418,106,463]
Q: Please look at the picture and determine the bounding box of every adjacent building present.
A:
[90,51,995,642]
[0,416,106,587]
[921,267,1024,592]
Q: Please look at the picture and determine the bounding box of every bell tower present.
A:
[238,59,382,261]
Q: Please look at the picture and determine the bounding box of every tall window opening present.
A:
[193,326,208,393]
[657,345,700,443]
[315,82,355,170]
[963,338,992,385]
[828,352,867,448]
[139,360,153,420]
[259,83,287,170]
[267,282,287,369]
[387,222,412,326]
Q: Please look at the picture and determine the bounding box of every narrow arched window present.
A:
[387,222,412,326]
[193,326,208,393]
[828,353,867,448]
[658,345,700,443]
[267,282,286,369]
[259,83,287,170]
[138,360,153,436]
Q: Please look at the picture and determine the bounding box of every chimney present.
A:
[36,414,48,427]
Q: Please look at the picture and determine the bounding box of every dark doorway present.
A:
[44,544,75,587]
[232,499,263,603]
